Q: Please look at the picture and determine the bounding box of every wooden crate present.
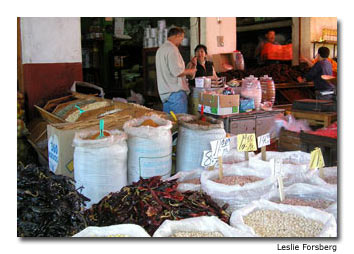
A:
[291,110,337,128]
[300,131,337,166]
[278,128,301,151]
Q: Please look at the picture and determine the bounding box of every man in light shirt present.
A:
[156,27,197,114]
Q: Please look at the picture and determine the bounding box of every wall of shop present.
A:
[20,17,83,118]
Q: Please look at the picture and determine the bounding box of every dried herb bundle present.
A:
[17,163,89,237]
[85,176,230,235]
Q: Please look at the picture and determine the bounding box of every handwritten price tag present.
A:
[237,133,257,152]
[201,150,217,167]
[309,147,325,170]
[210,138,231,157]
[257,133,270,148]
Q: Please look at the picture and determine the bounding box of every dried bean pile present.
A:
[219,63,311,83]
[323,176,337,185]
[84,176,229,236]
[213,175,263,186]
[17,163,89,237]
[171,231,224,237]
[179,178,201,185]
[243,209,324,237]
[273,197,334,210]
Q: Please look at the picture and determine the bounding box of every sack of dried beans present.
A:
[230,199,337,237]
[73,129,128,208]
[302,166,337,187]
[176,115,226,172]
[123,115,173,184]
[201,164,277,212]
[262,183,337,221]
[153,216,253,237]
[73,224,150,237]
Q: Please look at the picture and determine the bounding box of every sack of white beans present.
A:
[153,216,253,237]
[200,164,277,213]
[166,169,203,192]
[261,183,337,221]
[230,199,337,237]
[73,224,150,237]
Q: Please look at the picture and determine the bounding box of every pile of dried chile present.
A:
[17,163,89,237]
[84,176,230,235]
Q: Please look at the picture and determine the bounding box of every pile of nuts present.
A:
[213,175,263,186]
[171,231,224,237]
[323,176,337,185]
[273,197,334,210]
[179,178,201,185]
[243,209,324,237]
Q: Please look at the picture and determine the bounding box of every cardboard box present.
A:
[198,93,239,115]
[47,124,79,178]
[212,53,237,73]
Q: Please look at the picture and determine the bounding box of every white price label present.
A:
[257,133,270,148]
[210,138,231,158]
[201,150,217,167]
[270,158,284,177]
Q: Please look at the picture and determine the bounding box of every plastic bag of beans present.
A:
[222,150,255,164]
[153,216,253,237]
[73,224,150,237]
[166,169,203,192]
[123,115,172,184]
[201,164,277,212]
[230,199,337,237]
[262,183,337,221]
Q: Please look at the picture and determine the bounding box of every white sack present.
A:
[262,183,337,221]
[166,169,203,192]
[153,216,253,237]
[73,224,150,237]
[230,199,337,237]
[222,150,255,164]
[201,164,277,212]
[73,129,128,208]
[123,115,172,184]
[176,115,226,172]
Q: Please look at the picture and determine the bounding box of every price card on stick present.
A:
[257,133,270,161]
[309,147,325,178]
[201,150,217,168]
[270,158,285,202]
[210,138,231,158]
[237,133,257,161]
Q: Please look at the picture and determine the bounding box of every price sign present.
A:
[210,138,231,158]
[257,133,270,148]
[270,158,285,202]
[309,147,325,170]
[201,150,217,167]
[237,133,257,152]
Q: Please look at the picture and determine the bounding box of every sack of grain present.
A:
[230,199,337,237]
[176,115,226,172]
[166,168,203,192]
[201,164,277,212]
[123,115,172,184]
[262,183,337,221]
[153,216,253,237]
[73,129,128,208]
[222,150,255,164]
[73,224,150,237]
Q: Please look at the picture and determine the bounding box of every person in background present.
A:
[297,46,335,100]
[255,30,279,65]
[156,27,197,114]
[186,44,218,86]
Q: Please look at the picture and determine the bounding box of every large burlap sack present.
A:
[262,183,337,221]
[73,224,150,237]
[230,199,337,237]
[73,129,128,208]
[153,216,253,237]
[176,115,226,172]
[123,115,172,184]
[201,164,277,212]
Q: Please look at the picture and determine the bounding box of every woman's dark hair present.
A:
[194,44,208,54]
[318,46,330,58]
[167,27,184,38]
